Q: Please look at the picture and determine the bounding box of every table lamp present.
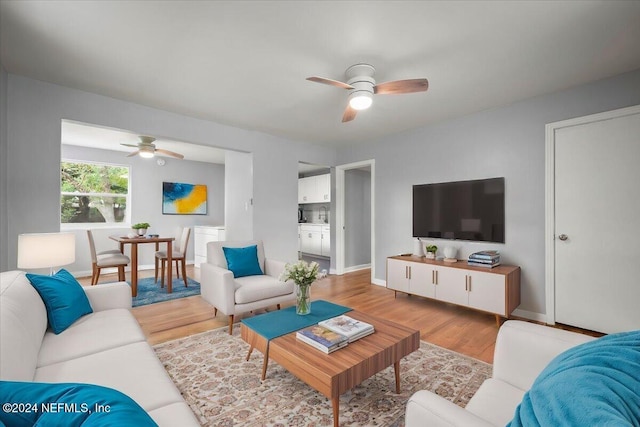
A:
[17,232,76,275]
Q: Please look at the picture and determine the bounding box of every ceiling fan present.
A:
[307,63,429,122]
[120,136,184,159]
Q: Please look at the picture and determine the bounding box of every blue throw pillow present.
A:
[26,269,93,334]
[0,381,157,426]
[222,245,263,278]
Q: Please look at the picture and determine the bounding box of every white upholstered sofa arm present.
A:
[200,262,236,314]
[83,282,132,311]
[406,391,495,427]
[264,258,287,279]
[492,321,596,391]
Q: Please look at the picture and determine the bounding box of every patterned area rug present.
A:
[154,326,492,426]
[131,276,200,307]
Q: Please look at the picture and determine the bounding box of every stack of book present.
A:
[296,326,349,354]
[319,315,375,343]
[296,315,375,353]
[468,250,501,268]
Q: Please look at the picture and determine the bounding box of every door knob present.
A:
[558,234,568,241]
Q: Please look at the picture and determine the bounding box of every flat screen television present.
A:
[413,177,505,243]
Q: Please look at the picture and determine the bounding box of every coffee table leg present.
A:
[394,361,401,394]
[332,396,339,427]
[261,343,270,381]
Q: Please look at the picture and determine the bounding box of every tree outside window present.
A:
[60,161,130,224]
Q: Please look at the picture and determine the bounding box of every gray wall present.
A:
[336,69,640,318]
[345,169,371,268]
[3,74,335,271]
[60,144,225,275]
[0,65,7,272]
[224,150,253,241]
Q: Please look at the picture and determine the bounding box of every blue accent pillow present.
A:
[0,381,157,426]
[26,269,93,334]
[222,245,263,278]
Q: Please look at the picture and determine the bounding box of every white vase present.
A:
[443,246,457,259]
[135,228,147,236]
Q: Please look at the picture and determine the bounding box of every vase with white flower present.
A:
[281,260,319,315]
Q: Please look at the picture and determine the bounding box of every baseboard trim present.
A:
[511,308,547,323]
[371,278,386,287]
[343,263,371,273]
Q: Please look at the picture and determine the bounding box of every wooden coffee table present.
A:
[241,310,420,427]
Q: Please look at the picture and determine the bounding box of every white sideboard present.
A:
[194,226,226,267]
[387,255,520,324]
[298,224,330,257]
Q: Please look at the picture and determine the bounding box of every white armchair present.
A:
[405,320,596,426]
[200,240,295,334]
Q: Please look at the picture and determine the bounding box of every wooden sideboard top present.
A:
[388,255,520,276]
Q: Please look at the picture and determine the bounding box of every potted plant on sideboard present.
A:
[132,222,150,237]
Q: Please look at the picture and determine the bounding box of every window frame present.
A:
[59,158,132,229]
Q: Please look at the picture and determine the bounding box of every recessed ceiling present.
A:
[62,121,227,164]
[3,1,640,146]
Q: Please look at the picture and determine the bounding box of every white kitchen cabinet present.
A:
[300,224,322,256]
[299,224,330,258]
[298,174,331,204]
[387,256,521,324]
[194,226,225,267]
[321,225,331,257]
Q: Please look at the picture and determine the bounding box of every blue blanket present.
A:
[509,330,640,426]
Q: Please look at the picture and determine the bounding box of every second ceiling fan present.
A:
[121,136,184,159]
[307,63,429,122]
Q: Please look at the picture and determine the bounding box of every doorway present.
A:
[298,162,331,274]
[335,160,375,279]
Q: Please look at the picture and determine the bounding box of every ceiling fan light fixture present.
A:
[349,92,373,110]
[139,148,155,158]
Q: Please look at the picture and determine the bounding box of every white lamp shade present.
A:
[17,233,76,269]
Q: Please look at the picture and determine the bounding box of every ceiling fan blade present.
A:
[307,76,354,90]
[374,78,429,95]
[126,150,140,157]
[120,143,139,148]
[342,105,357,123]
[155,148,184,159]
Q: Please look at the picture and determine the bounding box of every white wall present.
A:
[336,69,640,318]
[60,144,225,275]
[3,74,335,271]
[0,65,7,272]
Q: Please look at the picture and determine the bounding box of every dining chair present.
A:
[155,227,191,288]
[87,229,130,285]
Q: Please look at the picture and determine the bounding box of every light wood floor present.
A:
[78,266,598,364]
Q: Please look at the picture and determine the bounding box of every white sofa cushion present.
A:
[0,271,48,381]
[37,308,146,367]
[35,341,184,412]
[464,378,525,426]
[235,274,294,304]
[148,402,201,426]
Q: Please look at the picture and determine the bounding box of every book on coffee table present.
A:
[318,315,375,343]
[296,325,349,354]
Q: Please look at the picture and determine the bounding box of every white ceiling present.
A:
[2,1,640,147]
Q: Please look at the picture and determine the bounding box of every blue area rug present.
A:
[131,276,200,307]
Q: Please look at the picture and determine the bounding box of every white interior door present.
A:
[553,108,640,333]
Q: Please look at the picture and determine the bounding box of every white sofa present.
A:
[405,320,596,426]
[0,270,200,426]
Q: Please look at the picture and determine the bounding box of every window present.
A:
[60,160,130,224]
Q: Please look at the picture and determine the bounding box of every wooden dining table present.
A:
[109,235,175,297]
